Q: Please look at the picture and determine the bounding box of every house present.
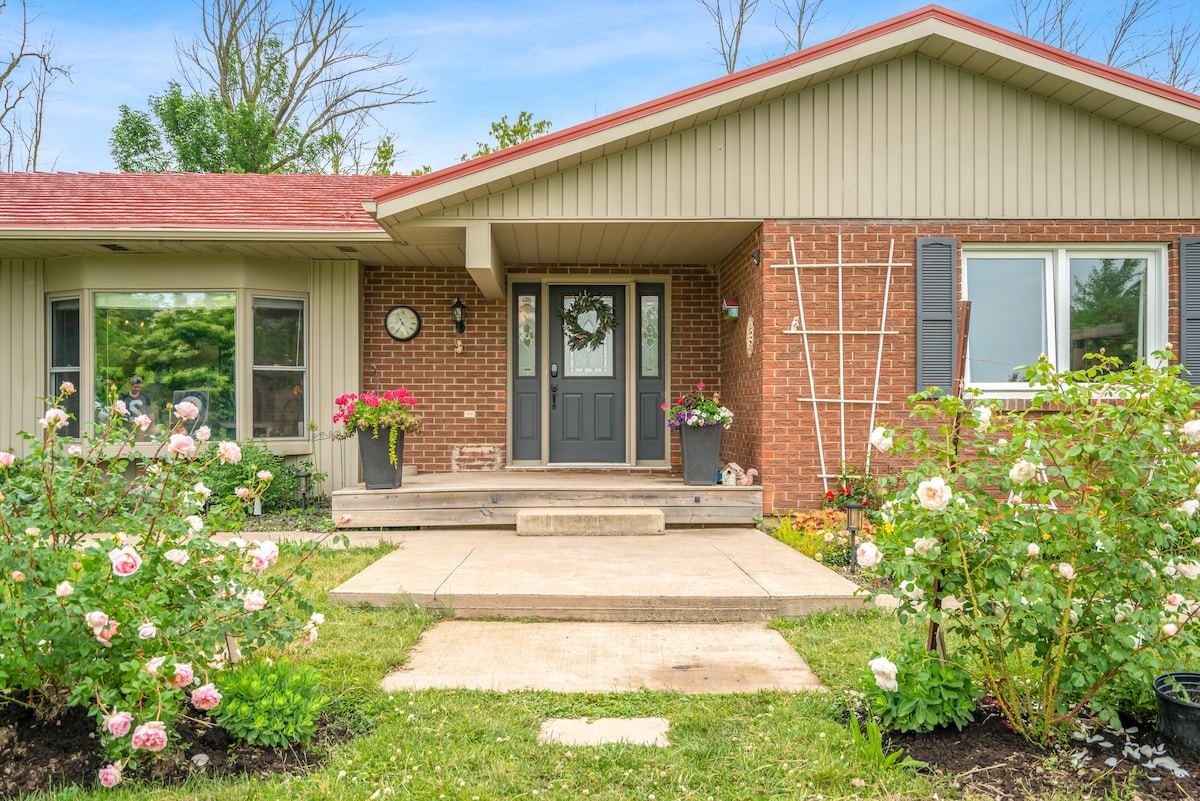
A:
[2,5,1200,514]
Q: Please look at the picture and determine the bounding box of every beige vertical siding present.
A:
[310,260,360,494]
[437,54,1200,221]
[0,260,45,456]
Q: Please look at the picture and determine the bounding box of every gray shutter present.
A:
[915,237,958,394]
[1181,238,1200,386]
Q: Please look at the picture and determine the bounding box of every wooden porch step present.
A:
[516,507,665,536]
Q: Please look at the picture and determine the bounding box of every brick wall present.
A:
[757,219,1200,513]
[716,229,765,497]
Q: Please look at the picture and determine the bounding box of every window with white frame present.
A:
[46,282,307,442]
[964,245,1166,390]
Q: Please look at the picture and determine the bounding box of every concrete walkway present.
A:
[329,527,864,622]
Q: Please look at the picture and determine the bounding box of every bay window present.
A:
[964,245,1166,391]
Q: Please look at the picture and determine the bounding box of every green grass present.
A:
[34,547,949,801]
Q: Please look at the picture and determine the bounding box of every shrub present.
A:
[863,640,976,733]
[213,657,328,747]
[869,350,1200,743]
[195,440,326,513]
[764,508,876,568]
[0,385,339,785]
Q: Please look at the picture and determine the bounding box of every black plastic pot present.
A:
[1154,672,1200,752]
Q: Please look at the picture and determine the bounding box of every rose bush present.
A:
[870,350,1200,742]
[0,385,340,786]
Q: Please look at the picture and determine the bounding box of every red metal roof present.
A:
[0,172,404,232]
[371,4,1200,206]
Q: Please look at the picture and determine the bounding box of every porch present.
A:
[331,470,764,529]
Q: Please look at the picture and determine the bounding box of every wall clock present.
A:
[385,305,421,341]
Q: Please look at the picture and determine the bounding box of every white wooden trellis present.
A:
[777,235,908,491]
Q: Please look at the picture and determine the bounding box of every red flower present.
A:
[825,490,836,501]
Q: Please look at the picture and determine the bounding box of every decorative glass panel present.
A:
[640,296,660,377]
[517,294,537,377]
[94,292,237,440]
[564,293,614,377]
[1068,257,1147,371]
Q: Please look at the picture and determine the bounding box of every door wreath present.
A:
[558,290,616,351]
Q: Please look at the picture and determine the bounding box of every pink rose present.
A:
[97,763,122,787]
[67,444,82,456]
[108,546,143,577]
[191,683,222,711]
[303,626,319,644]
[1057,562,1076,580]
[145,656,166,675]
[133,414,151,431]
[184,515,204,532]
[218,441,242,464]
[1167,593,1186,608]
[40,408,69,430]
[56,580,73,597]
[169,662,194,688]
[235,487,251,499]
[95,621,119,647]
[11,571,23,582]
[164,549,189,565]
[256,469,273,480]
[111,399,128,416]
[173,400,200,420]
[138,622,157,639]
[250,540,279,571]
[195,425,211,442]
[167,433,196,458]
[243,589,267,611]
[84,610,109,632]
[59,380,75,395]
[103,710,133,737]
[130,721,168,752]
[0,451,15,467]
[916,476,952,511]
[1164,622,1181,637]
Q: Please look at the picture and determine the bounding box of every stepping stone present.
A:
[538,717,670,747]
[515,507,665,536]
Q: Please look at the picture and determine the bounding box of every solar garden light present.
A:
[843,501,864,573]
[296,468,312,511]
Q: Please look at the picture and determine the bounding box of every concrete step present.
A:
[516,507,665,536]
[329,528,865,623]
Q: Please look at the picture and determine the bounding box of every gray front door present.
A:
[549,285,625,463]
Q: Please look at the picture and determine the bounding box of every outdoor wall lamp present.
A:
[843,501,864,573]
[751,249,761,265]
[296,468,311,511]
[451,298,467,334]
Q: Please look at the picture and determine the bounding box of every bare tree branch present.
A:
[699,0,760,74]
[771,0,827,52]
[1009,0,1089,52]
[0,0,69,172]
[1149,6,1200,92]
[1102,0,1162,70]
[175,0,425,171]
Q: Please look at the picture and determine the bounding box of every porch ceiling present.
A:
[491,221,760,265]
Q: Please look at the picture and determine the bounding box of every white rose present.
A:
[1026,542,1040,557]
[1181,499,1200,517]
[868,656,899,692]
[1009,458,1038,485]
[1058,562,1076,580]
[913,537,938,557]
[916,477,952,511]
[868,427,893,453]
[856,542,882,568]
[1184,420,1200,443]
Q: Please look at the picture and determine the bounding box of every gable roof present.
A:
[0,172,402,233]
[370,4,1200,226]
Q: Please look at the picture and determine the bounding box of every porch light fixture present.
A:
[751,249,761,265]
[451,298,467,334]
[843,501,864,573]
[296,468,311,511]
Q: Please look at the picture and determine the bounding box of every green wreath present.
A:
[558,290,617,352]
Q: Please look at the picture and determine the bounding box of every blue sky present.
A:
[18,0,1104,173]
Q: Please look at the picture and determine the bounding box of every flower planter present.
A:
[679,424,722,486]
[1154,672,1200,752]
[359,428,406,490]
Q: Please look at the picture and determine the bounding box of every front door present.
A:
[548,285,625,463]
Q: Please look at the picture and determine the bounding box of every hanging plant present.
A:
[558,290,617,351]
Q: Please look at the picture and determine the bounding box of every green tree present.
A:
[461,112,552,161]
[110,0,423,173]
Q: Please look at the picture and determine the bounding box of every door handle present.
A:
[551,383,558,410]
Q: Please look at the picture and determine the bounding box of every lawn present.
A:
[36,544,952,801]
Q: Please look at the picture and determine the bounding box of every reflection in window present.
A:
[95,292,236,440]
[517,294,537,377]
[253,297,306,438]
[966,258,1046,383]
[49,297,81,437]
[1069,258,1147,370]
[640,296,660,377]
